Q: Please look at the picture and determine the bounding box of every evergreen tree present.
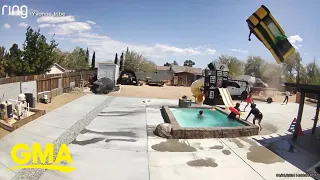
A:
[120,52,124,71]
[85,47,89,64]
[91,51,96,70]
[114,53,119,65]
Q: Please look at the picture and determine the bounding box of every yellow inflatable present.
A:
[190,77,205,103]
[246,5,295,64]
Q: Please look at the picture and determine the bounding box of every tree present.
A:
[183,60,195,67]
[244,56,265,78]
[164,62,171,66]
[22,27,58,75]
[5,44,24,76]
[85,48,89,64]
[215,55,245,77]
[91,51,96,70]
[0,46,7,77]
[119,52,124,71]
[173,60,179,65]
[114,53,119,65]
[68,47,89,71]
[305,59,320,85]
[124,49,156,72]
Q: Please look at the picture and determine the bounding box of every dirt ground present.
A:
[108,85,298,103]
[0,92,88,138]
[36,92,88,112]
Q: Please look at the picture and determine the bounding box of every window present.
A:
[227,82,240,88]
[263,16,282,38]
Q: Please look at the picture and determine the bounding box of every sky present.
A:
[0,0,319,68]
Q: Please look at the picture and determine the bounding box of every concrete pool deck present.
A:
[0,95,318,180]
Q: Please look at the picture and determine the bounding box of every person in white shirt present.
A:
[283,90,290,104]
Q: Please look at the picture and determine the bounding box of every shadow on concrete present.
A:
[252,126,320,178]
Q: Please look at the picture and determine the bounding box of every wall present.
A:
[0,82,21,102]
[22,81,37,98]
[46,66,64,74]
[0,71,95,102]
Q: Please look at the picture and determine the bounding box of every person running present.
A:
[228,103,241,119]
[243,90,253,112]
[245,103,263,131]
[283,90,290,104]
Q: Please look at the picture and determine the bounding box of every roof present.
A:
[285,83,320,94]
[52,63,66,72]
[156,65,202,75]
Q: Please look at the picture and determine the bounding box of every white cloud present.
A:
[18,22,28,27]
[37,16,75,23]
[288,35,303,49]
[39,24,51,28]
[229,48,248,53]
[86,20,96,25]
[66,32,216,59]
[43,16,216,60]
[49,22,91,35]
[3,24,11,29]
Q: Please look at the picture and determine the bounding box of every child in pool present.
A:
[228,103,241,119]
[198,110,204,119]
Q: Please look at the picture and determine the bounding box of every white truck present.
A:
[227,79,251,99]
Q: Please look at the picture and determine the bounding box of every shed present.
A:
[97,62,119,86]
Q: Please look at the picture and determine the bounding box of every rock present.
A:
[91,78,115,94]
[154,123,172,139]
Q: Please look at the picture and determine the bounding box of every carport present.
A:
[285,83,320,142]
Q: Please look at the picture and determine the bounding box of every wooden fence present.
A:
[0,71,96,101]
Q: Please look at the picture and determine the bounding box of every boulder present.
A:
[153,123,172,139]
[91,77,115,94]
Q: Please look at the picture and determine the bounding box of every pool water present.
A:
[170,108,245,128]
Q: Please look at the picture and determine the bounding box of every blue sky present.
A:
[0,0,319,68]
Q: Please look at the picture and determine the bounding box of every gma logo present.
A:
[10,143,76,173]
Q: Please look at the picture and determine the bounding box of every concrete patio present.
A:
[0,95,318,180]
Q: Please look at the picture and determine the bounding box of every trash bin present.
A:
[25,93,35,108]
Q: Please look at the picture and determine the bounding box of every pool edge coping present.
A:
[161,105,259,139]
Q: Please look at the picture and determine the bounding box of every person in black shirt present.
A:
[228,103,241,119]
[245,103,263,131]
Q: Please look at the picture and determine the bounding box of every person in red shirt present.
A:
[244,90,253,112]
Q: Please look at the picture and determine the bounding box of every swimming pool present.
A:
[170,108,244,128]
[161,106,259,139]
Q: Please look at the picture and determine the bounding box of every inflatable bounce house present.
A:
[247,5,295,64]
[191,63,232,106]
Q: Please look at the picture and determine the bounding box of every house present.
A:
[156,65,203,86]
[46,63,70,74]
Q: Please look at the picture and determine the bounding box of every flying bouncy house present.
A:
[246,5,295,64]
